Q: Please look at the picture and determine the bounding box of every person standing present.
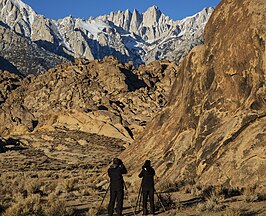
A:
[108,158,127,216]
[138,160,155,215]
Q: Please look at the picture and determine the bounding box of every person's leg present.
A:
[108,190,117,216]
[116,189,124,216]
[142,190,148,215]
[149,190,155,214]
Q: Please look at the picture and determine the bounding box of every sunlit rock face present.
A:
[121,0,266,192]
[0,57,179,143]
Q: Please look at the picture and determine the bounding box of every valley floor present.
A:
[0,131,265,216]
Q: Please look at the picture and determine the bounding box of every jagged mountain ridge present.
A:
[0,0,214,66]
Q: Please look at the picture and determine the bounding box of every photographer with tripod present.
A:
[107,158,127,216]
[138,160,155,215]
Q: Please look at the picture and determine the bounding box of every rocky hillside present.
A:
[121,0,266,192]
[0,0,213,67]
[0,57,179,143]
[0,24,66,76]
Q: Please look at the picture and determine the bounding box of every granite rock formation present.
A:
[0,70,22,105]
[121,0,266,192]
[0,57,179,143]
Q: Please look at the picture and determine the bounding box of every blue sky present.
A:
[23,0,221,20]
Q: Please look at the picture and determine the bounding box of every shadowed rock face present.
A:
[121,0,266,192]
[0,57,179,143]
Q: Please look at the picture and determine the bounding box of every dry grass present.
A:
[0,131,126,215]
[3,194,43,216]
[196,186,232,212]
[0,170,101,216]
[222,208,242,216]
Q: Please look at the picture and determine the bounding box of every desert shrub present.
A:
[25,179,43,194]
[157,180,179,193]
[186,184,202,196]
[80,187,93,196]
[42,181,58,195]
[197,186,227,212]
[44,199,73,216]
[0,200,7,215]
[197,200,225,212]
[242,186,259,202]
[155,192,176,211]
[201,185,229,201]
[3,194,44,216]
[257,193,266,201]
[61,178,78,192]
[222,187,242,199]
[10,175,27,195]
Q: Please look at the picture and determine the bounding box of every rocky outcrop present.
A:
[0,70,22,105]
[0,25,66,76]
[0,0,214,66]
[0,57,179,143]
[121,0,266,192]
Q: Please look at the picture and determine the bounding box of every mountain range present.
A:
[0,0,214,75]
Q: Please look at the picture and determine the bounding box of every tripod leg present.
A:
[124,182,136,216]
[96,184,110,215]
[135,185,141,213]
[155,189,166,212]
[138,187,142,212]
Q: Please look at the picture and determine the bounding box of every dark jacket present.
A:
[108,163,127,190]
[138,165,155,190]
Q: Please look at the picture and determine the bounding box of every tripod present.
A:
[135,185,166,214]
[124,182,136,216]
[135,185,142,213]
[96,183,110,215]
[154,189,166,212]
[96,182,136,216]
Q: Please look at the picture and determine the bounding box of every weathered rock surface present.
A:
[0,57,179,143]
[121,0,266,192]
[0,70,22,105]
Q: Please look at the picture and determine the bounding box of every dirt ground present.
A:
[0,130,265,216]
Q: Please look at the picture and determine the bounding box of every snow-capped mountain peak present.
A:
[0,0,214,65]
[0,0,37,35]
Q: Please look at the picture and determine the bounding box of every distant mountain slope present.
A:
[0,0,214,65]
[0,24,66,76]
